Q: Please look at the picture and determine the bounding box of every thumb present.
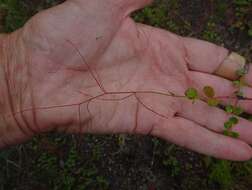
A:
[21,0,153,60]
[70,0,153,16]
[118,0,153,15]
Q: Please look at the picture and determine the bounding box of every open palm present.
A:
[1,0,252,161]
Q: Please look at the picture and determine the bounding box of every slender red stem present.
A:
[67,40,107,93]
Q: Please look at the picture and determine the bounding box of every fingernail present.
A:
[226,52,246,69]
[215,52,246,80]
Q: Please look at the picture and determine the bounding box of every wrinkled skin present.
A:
[1,0,252,161]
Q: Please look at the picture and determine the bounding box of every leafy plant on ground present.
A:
[0,0,28,32]
[163,156,181,177]
[208,160,233,189]
[232,0,252,37]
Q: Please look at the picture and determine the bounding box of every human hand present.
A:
[1,0,252,161]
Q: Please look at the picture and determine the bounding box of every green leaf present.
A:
[225,105,234,113]
[223,130,230,136]
[223,130,240,138]
[233,78,247,88]
[229,117,239,125]
[233,80,241,88]
[233,106,244,116]
[185,88,198,100]
[225,105,243,116]
[224,121,233,129]
[203,86,215,98]
[207,98,219,107]
[230,131,239,138]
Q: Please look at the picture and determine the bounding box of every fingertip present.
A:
[213,138,252,161]
[237,142,252,161]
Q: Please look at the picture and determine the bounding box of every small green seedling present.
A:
[189,63,251,139]
[207,98,220,107]
[233,106,244,116]
[225,105,244,116]
[203,86,215,98]
[185,88,198,101]
[225,105,234,114]
[184,81,248,139]
[203,86,219,106]
[223,130,240,138]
